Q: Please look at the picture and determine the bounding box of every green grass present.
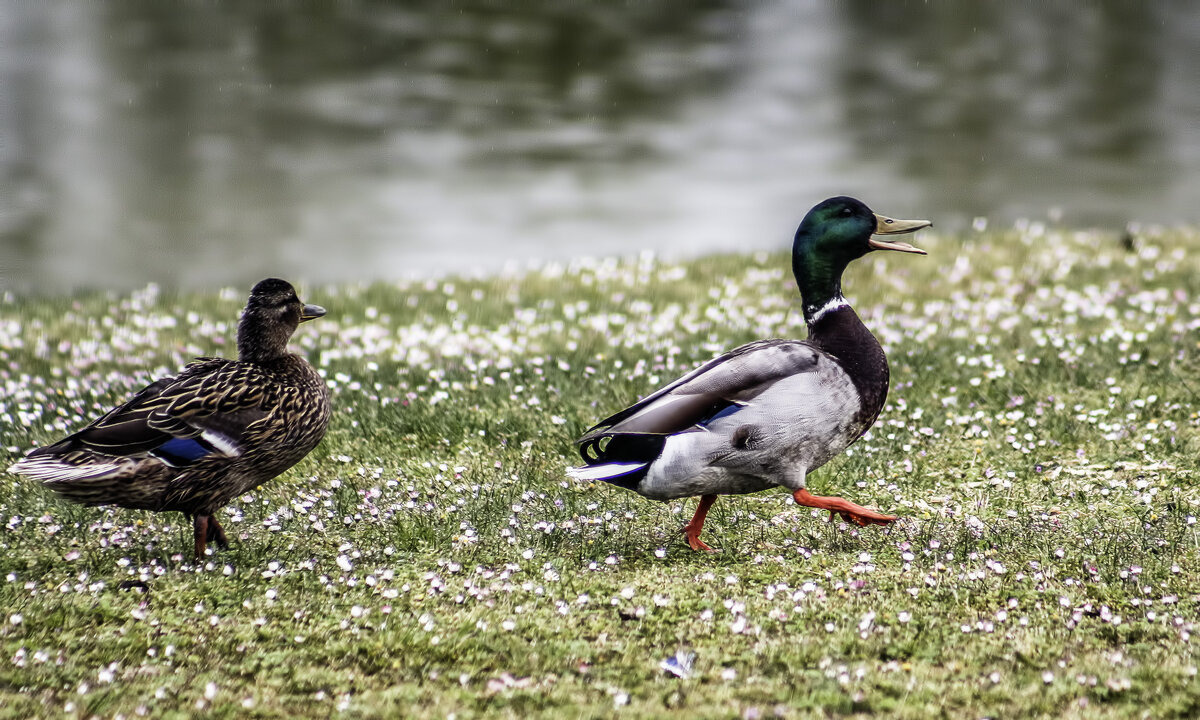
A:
[3,223,1200,718]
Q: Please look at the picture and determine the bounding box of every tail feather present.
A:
[568,460,649,492]
[10,453,168,510]
[577,432,668,465]
[9,456,128,484]
[568,462,648,482]
[573,431,670,492]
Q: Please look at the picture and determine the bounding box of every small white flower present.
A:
[660,651,695,678]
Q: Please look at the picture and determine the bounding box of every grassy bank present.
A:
[2,223,1200,718]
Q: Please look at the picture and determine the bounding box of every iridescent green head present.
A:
[792,196,929,322]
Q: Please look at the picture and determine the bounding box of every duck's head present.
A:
[794,196,929,263]
[792,196,929,320]
[238,278,326,362]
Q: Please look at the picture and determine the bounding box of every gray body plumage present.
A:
[576,338,868,500]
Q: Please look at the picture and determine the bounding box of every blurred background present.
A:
[1,1,1197,294]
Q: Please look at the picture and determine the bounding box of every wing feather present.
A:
[581,339,823,438]
[27,357,271,464]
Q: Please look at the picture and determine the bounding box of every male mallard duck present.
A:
[8,278,332,558]
[571,197,929,551]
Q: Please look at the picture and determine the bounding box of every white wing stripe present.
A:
[199,430,242,457]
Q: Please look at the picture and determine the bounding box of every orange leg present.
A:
[207,516,230,551]
[191,514,230,559]
[192,514,210,559]
[681,494,719,552]
[792,488,898,527]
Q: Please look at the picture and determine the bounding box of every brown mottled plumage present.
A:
[8,278,332,558]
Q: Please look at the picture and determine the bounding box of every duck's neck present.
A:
[793,247,848,324]
[806,303,891,426]
[794,239,890,422]
[237,317,292,364]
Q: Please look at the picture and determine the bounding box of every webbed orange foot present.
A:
[793,489,898,527]
[681,494,719,552]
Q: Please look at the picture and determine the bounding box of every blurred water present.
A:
[1,1,1197,294]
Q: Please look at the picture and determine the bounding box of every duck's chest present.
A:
[248,361,332,458]
[806,308,891,428]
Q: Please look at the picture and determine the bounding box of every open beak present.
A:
[300,303,327,323]
[869,213,931,254]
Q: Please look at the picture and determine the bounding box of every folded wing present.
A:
[13,358,271,482]
[574,339,824,482]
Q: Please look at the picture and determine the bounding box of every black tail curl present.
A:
[577,432,667,466]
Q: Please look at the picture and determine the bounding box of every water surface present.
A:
[1,1,1196,293]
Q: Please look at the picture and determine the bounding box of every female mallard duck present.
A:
[8,278,332,558]
[571,197,929,551]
